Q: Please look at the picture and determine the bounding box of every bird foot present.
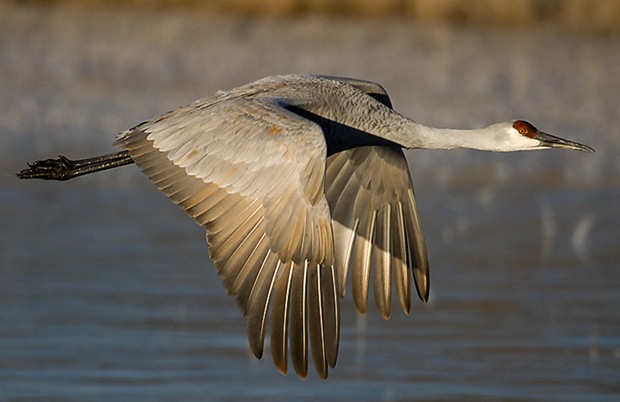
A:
[17,155,76,181]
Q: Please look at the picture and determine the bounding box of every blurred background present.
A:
[1,1,618,400]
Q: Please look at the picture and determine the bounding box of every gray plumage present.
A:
[115,75,430,379]
[19,74,594,380]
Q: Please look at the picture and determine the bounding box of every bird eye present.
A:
[513,120,535,137]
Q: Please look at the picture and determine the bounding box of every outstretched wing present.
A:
[318,78,429,318]
[325,146,429,319]
[115,93,339,379]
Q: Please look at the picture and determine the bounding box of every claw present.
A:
[17,156,73,181]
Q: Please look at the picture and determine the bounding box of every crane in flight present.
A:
[17,74,594,379]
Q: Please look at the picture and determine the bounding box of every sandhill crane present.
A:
[17,74,594,379]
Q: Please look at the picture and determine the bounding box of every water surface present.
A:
[1,4,619,401]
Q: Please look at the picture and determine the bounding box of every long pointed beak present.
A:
[536,131,595,152]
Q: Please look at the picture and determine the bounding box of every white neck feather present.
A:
[387,116,540,152]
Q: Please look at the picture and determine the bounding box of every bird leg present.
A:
[17,150,135,181]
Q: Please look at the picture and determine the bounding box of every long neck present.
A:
[384,112,504,151]
[302,99,508,153]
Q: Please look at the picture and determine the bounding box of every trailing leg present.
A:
[17,151,134,181]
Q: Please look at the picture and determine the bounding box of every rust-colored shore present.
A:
[8,0,620,34]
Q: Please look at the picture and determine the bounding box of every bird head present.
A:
[506,120,595,152]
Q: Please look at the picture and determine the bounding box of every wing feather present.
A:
[373,204,392,318]
[271,261,293,374]
[290,261,308,379]
[351,209,375,314]
[245,252,281,358]
[307,262,327,379]
[403,188,430,302]
[325,146,429,319]
[321,78,430,311]
[211,205,264,268]
[217,214,265,291]
[306,263,340,376]
[321,264,339,367]
[182,183,220,212]
[230,232,269,302]
[204,197,260,238]
[115,93,340,379]
[391,201,411,313]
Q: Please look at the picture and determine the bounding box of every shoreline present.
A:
[7,0,620,35]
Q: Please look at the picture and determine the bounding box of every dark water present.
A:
[2,171,618,401]
[1,3,619,401]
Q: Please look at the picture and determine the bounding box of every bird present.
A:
[17,74,594,379]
